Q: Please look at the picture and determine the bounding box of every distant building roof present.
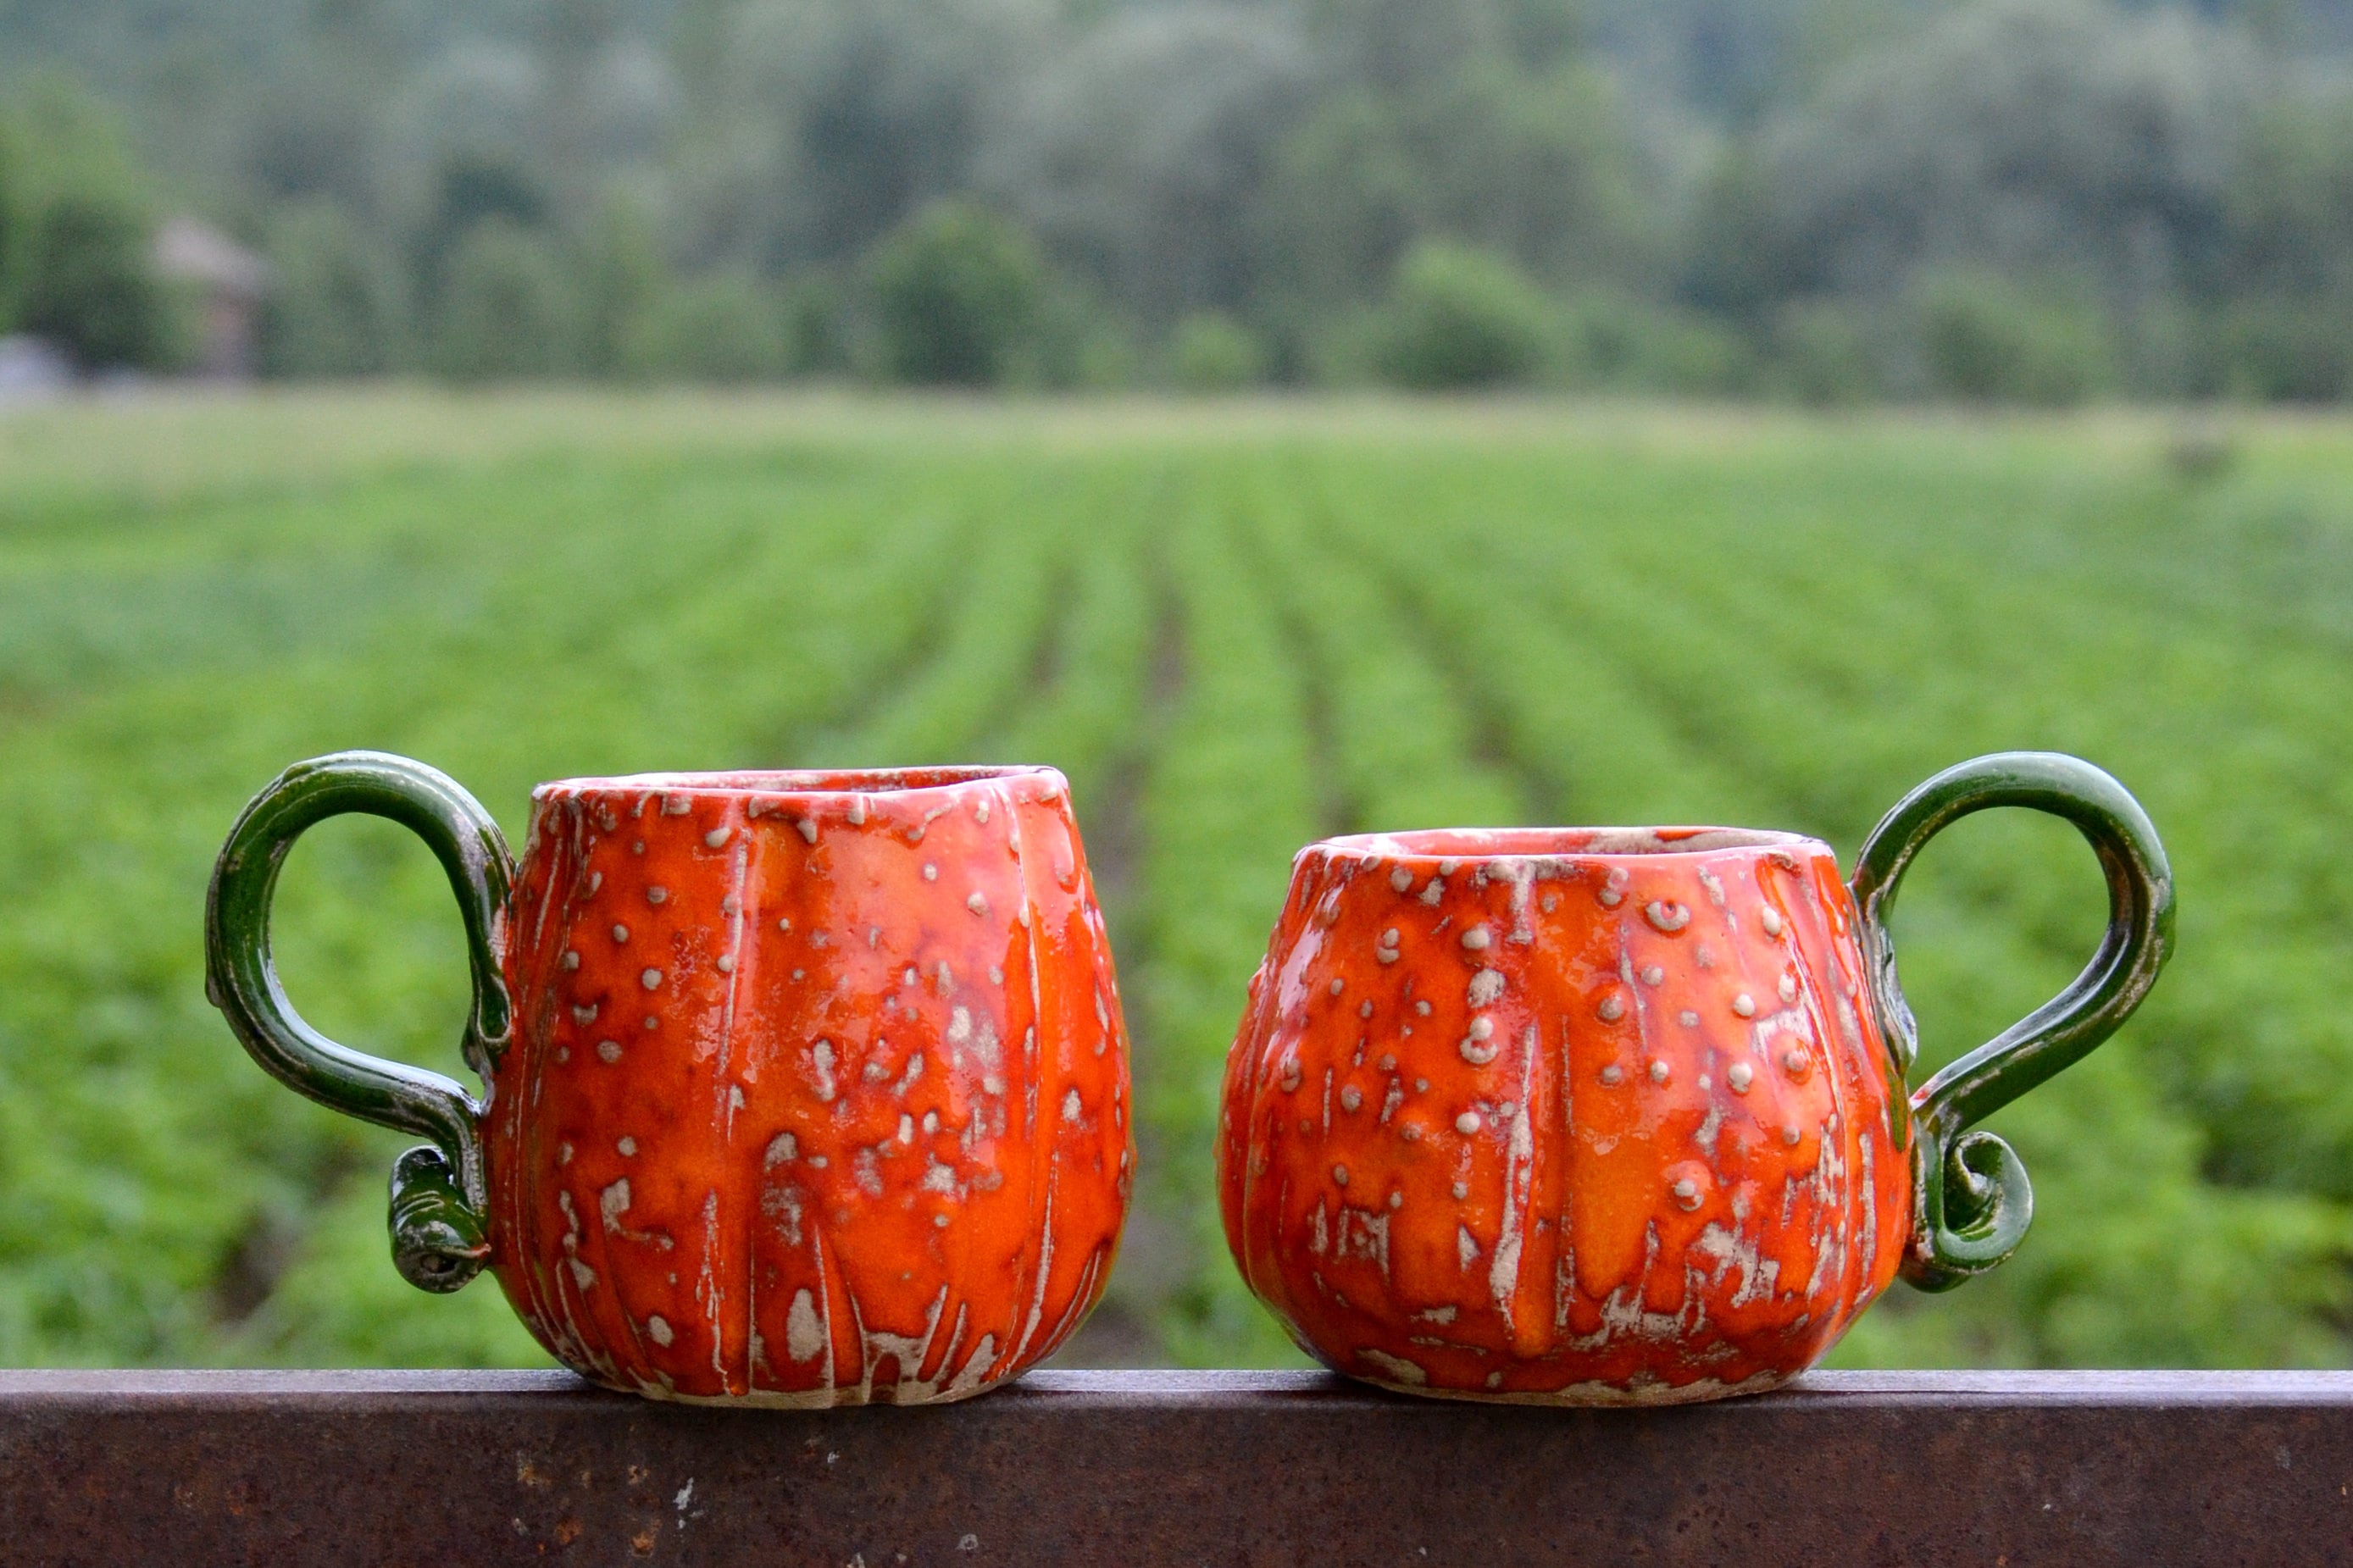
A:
[0,335,73,400]
[153,218,272,299]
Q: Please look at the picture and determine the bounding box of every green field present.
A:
[3,388,2350,1372]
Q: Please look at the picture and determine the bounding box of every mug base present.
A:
[1346,1366,1794,1407]
[571,1371,1018,1409]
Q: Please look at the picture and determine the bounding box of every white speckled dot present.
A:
[1640,965,1664,986]
[1645,901,1691,933]
[1461,926,1492,950]
[597,1040,622,1063]
[647,887,667,906]
[561,950,581,972]
[1648,1060,1671,1083]
[1679,1009,1700,1027]
[617,1136,637,1156]
[1729,1061,1755,1093]
[1599,1064,1624,1086]
[612,924,629,943]
[1333,1165,1350,1187]
[1732,993,1756,1017]
[1456,1111,1482,1135]
[1780,973,1799,1003]
[715,955,735,974]
[1597,995,1625,1022]
[1761,906,1785,938]
[641,968,663,990]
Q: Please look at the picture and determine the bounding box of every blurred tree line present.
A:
[11,0,2353,398]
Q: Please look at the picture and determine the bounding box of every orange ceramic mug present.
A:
[208,754,1132,1405]
[1218,753,2172,1405]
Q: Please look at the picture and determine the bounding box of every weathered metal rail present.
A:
[0,1368,2345,1564]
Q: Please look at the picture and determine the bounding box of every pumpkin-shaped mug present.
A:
[208,755,1133,1405]
[1218,752,2172,1405]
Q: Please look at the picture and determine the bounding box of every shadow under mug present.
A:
[207,754,1134,1405]
[1218,751,2173,1405]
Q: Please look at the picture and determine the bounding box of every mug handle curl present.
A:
[204,751,514,1293]
[1848,751,2173,1293]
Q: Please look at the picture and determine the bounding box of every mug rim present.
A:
[531,764,1063,802]
[1307,825,1827,864]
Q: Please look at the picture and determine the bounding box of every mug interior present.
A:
[1317,826,1820,862]
[535,765,1053,801]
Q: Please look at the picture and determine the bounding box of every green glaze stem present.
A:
[204,751,513,1292]
[1849,751,2174,1293]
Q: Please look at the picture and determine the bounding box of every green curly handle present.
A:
[204,751,513,1293]
[1849,752,2174,1293]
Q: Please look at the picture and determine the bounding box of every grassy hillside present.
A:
[1,389,2347,1371]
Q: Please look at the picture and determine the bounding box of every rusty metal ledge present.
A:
[0,1369,2347,1565]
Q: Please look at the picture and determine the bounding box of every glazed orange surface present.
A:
[1219,829,1911,1404]
[485,767,1132,1405]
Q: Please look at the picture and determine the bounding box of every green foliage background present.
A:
[0,389,2345,1371]
[18,0,2353,397]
